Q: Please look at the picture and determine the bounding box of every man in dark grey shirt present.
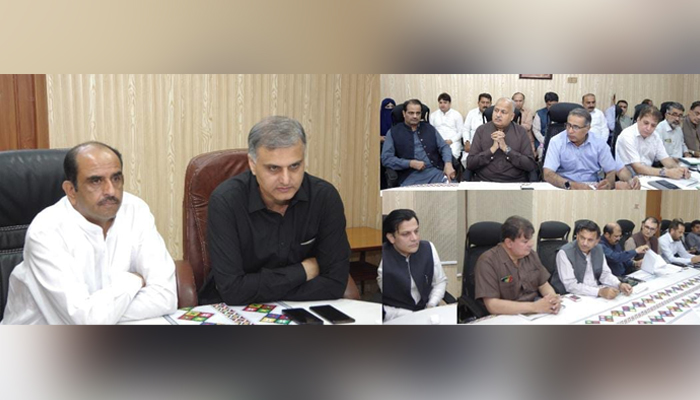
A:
[467,97,537,182]
[200,116,350,305]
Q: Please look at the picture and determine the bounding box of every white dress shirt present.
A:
[658,232,694,265]
[589,108,610,142]
[2,193,177,325]
[463,107,484,144]
[655,120,688,159]
[430,108,464,158]
[556,248,621,297]
[378,241,448,321]
[615,123,670,167]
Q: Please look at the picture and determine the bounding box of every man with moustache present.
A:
[463,93,493,153]
[551,220,633,298]
[3,142,177,324]
[543,108,640,190]
[624,217,660,261]
[466,97,537,182]
[682,101,700,156]
[430,92,464,160]
[582,93,610,143]
[378,209,447,321]
[655,102,692,159]
[616,106,691,180]
[600,223,647,277]
[381,99,456,186]
[512,92,535,156]
[533,92,559,160]
[475,216,561,315]
[201,116,351,305]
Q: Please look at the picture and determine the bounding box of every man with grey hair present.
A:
[201,116,351,305]
[466,97,537,182]
[655,102,692,159]
[543,108,640,190]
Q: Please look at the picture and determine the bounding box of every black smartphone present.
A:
[309,305,355,324]
[282,308,324,325]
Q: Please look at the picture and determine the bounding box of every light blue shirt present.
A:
[543,130,618,183]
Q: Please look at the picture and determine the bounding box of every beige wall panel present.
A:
[47,74,380,259]
[467,190,534,229]
[661,192,700,222]
[382,74,692,117]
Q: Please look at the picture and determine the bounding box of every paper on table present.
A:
[680,157,700,166]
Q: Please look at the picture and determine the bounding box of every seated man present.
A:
[3,142,177,324]
[583,93,610,142]
[467,97,537,182]
[202,116,350,305]
[543,108,639,190]
[551,220,633,299]
[600,223,648,277]
[659,219,700,265]
[655,102,692,159]
[686,220,700,254]
[616,105,691,180]
[429,92,464,160]
[378,209,447,322]
[624,217,660,261]
[381,99,456,186]
[475,216,561,315]
[463,93,493,154]
[533,92,559,160]
[682,101,700,156]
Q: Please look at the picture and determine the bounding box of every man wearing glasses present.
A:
[543,108,639,190]
[624,217,660,261]
[655,102,693,159]
[682,101,700,157]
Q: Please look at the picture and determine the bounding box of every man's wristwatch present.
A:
[505,146,512,155]
[659,168,666,177]
[564,180,571,190]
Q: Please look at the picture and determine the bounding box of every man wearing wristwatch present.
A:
[615,105,691,180]
[466,97,537,182]
[543,108,640,190]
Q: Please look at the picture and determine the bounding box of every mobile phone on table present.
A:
[309,305,355,324]
[282,308,324,325]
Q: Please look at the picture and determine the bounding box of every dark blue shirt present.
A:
[600,236,636,277]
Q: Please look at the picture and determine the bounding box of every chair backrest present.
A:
[482,106,522,125]
[0,149,68,320]
[660,219,671,236]
[183,149,251,291]
[542,102,582,162]
[572,219,587,240]
[391,102,430,126]
[536,221,571,275]
[617,219,636,247]
[462,221,502,301]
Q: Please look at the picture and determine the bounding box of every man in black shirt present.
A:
[200,116,350,305]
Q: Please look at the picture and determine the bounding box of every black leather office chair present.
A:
[542,102,583,163]
[458,221,502,322]
[617,219,636,248]
[0,149,68,320]
[482,105,522,125]
[660,219,671,236]
[536,221,571,277]
[572,219,588,241]
[384,102,432,188]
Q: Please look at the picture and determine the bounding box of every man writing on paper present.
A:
[378,209,448,322]
[3,142,177,324]
[202,116,350,305]
[551,220,633,299]
[658,219,700,265]
[475,216,561,315]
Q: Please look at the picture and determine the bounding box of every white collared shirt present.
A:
[463,107,484,144]
[615,123,670,166]
[589,108,610,142]
[556,248,620,297]
[655,120,688,159]
[430,108,464,158]
[2,193,177,324]
[659,232,694,265]
[378,241,448,321]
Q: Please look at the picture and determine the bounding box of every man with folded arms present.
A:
[543,108,640,190]
[616,105,691,180]
[658,219,700,265]
[201,116,350,305]
[475,216,561,315]
[3,142,177,324]
[551,220,633,299]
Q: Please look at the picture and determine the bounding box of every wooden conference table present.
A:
[123,299,383,325]
[472,267,700,325]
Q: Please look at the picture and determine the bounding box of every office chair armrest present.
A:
[175,259,198,308]
[443,291,457,304]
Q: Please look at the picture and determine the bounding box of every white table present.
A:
[639,170,700,190]
[121,299,382,325]
[472,268,700,325]
[383,303,457,325]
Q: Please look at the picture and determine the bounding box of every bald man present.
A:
[600,223,647,277]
